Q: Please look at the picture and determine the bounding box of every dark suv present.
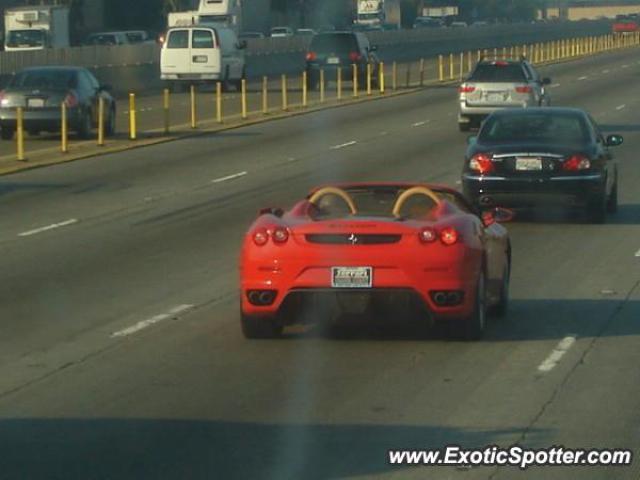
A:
[305,32,379,89]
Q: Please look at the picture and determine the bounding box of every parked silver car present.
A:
[458,59,551,132]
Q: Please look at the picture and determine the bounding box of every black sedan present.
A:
[0,66,116,140]
[462,107,622,223]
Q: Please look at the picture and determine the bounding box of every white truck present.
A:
[167,0,243,30]
[421,6,459,18]
[4,5,70,52]
[355,0,401,30]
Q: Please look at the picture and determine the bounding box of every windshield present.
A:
[6,30,45,48]
[480,112,590,144]
[9,70,77,89]
[310,34,358,54]
[469,64,526,82]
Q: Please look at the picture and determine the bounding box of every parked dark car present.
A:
[305,32,379,89]
[0,66,116,140]
[462,107,622,223]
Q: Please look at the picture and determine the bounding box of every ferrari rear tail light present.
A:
[469,153,494,174]
[515,85,532,94]
[562,154,591,171]
[272,227,289,244]
[253,228,269,246]
[306,51,317,61]
[418,227,437,243]
[349,51,362,62]
[458,85,476,93]
[440,227,459,246]
[64,92,79,108]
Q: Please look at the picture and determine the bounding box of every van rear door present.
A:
[161,29,190,78]
[190,28,220,79]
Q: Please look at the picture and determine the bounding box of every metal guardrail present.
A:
[0,20,612,74]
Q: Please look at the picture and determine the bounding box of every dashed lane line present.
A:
[330,141,357,150]
[18,219,78,237]
[111,304,194,338]
[538,336,577,373]
[211,171,248,184]
[616,104,626,111]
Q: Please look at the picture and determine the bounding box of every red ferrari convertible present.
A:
[240,183,513,339]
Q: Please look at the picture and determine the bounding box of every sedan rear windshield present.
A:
[10,70,77,89]
[480,112,590,144]
[310,34,358,54]
[469,64,527,82]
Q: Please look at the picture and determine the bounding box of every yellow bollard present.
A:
[438,55,444,82]
[502,46,507,59]
[302,71,308,107]
[241,78,247,119]
[405,62,411,87]
[60,102,68,153]
[366,63,372,95]
[98,96,105,146]
[16,107,25,161]
[337,67,342,100]
[261,76,268,114]
[163,88,170,134]
[352,64,359,97]
[216,81,223,123]
[379,61,385,94]
[467,51,472,72]
[493,47,497,60]
[320,69,325,103]
[510,45,514,59]
[281,74,288,110]
[459,52,464,80]
[190,84,197,129]
[128,93,136,140]
[419,58,425,86]
[449,53,454,80]
[477,49,481,61]
[392,61,397,90]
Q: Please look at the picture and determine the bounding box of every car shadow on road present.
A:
[0,182,68,198]
[506,204,640,225]
[0,418,548,480]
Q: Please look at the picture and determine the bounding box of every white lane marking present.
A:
[18,219,78,237]
[412,121,426,127]
[578,76,588,81]
[330,140,357,150]
[635,248,640,257]
[550,83,561,89]
[602,69,610,74]
[111,304,194,338]
[455,180,462,185]
[379,131,389,136]
[538,336,576,373]
[622,64,629,69]
[616,104,626,111]
[211,171,248,183]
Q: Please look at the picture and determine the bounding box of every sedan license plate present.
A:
[487,92,505,103]
[327,56,340,65]
[516,157,542,171]
[331,267,372,288]
[27,98,45,108]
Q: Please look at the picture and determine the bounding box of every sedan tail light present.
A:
[349,51,362,62]
[515,85,532,94]
[458,85,476,93]
[469,153,495,174]
[64,92,79,108]
[440,227,459,246]
[305,51,317,61]
[562,154,591,171]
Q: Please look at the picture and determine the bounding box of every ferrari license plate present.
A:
[331,267,372,288]
[327,56,340,65]
[515,157,542,171]
[27,98,45,108]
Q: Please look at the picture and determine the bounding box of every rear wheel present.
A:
[241,313,282,339]
[490,260,510,318]
[77,110,92,139]
[458,122,470,132]
[1,127,15,140]
[106,106,116,137]
[607,175,618,214]
[451,272,486,340]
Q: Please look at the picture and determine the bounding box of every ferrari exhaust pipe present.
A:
[447,291,462,305]
[259,291,275,305]
[248,291,261,305]
[433,292,448,305]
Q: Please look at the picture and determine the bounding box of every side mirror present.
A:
[482,207,514,227]
[542,77,552,85]
[258,207,284,217]
[237,40,248,49]
[605,134,623,147]
[467,135,477,145]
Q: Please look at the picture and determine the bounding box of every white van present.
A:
[160,25,246,91]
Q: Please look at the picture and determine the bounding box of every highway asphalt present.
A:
[0,48,639,479]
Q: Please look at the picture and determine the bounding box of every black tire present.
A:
[451,271,487,341]
[76,110,92,139]
[490,260,510,318]
[106,106,116,137]
[607,175,618,214]
[458,122,470,132]
[241,313,282,339]
[586,192,607,224]
[1,127,15,140]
